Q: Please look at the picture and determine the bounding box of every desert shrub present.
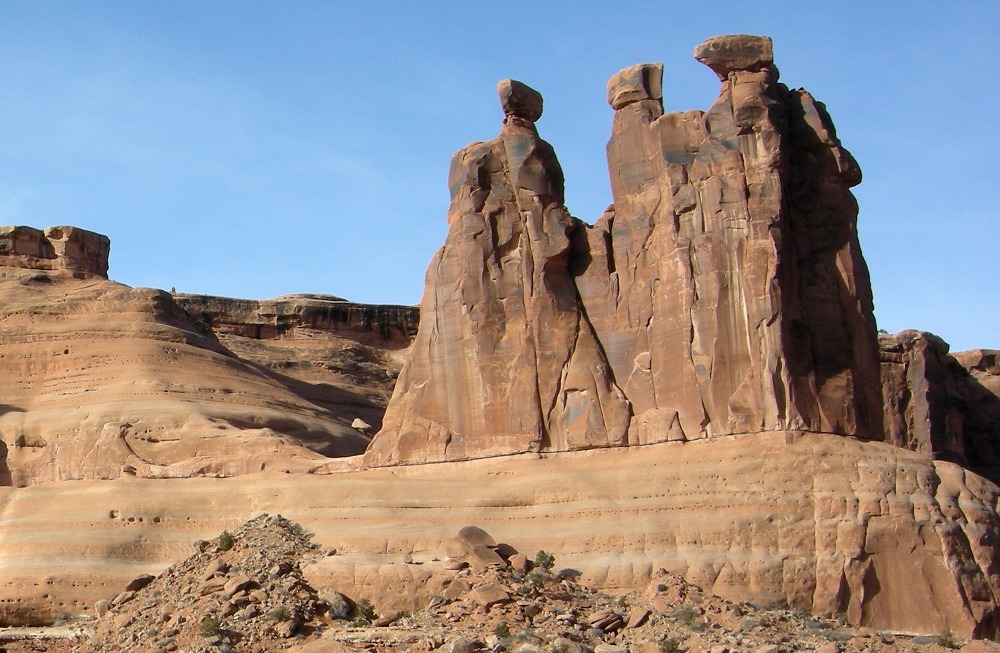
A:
[534,550,555,571]
[268,606,291,622]
[494,622,511,639]
[937,631,959,649]
[218,531,235,551]
[52,612,72,626]
[199,616,222,638]
[659,636,681,653]
[672,604,698,625]
[351,597,376,626]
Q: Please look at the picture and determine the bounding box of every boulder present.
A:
[467,545,506,569]
[125,573,155,592]
[457,525,496,548]
[469,583,510,608]
[607,63,663,110]
[693,34,774,80]
[498,79,543,122]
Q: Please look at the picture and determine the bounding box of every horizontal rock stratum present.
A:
[1,433,998,637]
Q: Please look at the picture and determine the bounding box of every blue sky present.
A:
[0,2,996,351]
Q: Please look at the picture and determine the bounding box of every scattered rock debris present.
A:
[15,517,988,653]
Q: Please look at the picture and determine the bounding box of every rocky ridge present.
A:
[0,241,413,485]
[0,225,110,278]
[880,331,1000,484]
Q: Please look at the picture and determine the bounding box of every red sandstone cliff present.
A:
[366,35,883,466]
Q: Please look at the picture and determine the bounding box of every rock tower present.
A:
[366,35,883,466]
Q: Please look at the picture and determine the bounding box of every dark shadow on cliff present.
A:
[0,405,22,487]
[952,364,1000,487]
[782,88,882,438]
[0,440,10,486]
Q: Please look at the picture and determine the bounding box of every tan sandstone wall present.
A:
[0,434,997,636]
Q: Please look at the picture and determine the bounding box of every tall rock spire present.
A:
[580,34,882,441]
[364,80,629,466]
[366,35,883,466]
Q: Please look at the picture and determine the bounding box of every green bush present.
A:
[659,637,681,653]
[534,550,555,571]
[218,531,235,551]
[672,605,698,625]
[199,616,222,638]
[494,622,511,639]
[268,606,291,622]
[351,597,376,625]
[937,631,959,649]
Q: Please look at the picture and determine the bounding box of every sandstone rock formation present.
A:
[0,234,412,485]
[174,293,417,346]
[2,433,999,637]
[2,35,1000,643]
[0,225,110,277]
[880,330,1000,483]
[367,34,882,466]
[366,78,631,465]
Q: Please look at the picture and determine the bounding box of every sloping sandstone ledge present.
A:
[0,432,997,637]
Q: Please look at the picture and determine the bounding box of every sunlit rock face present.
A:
[366,78,630,466]
[367,34,883,466]
[0,225,110,277]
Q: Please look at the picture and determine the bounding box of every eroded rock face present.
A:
[880,331,1000,484]
[4,433,1000,637]
[0,240,386,485]
[366,80,629,465]
[586,34,881,444]
[174,293,417,346]
[0,225,110,277]
[367,35,882,465]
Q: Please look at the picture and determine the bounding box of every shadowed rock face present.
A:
[367,35,883,466]
[881,330,1000,484]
